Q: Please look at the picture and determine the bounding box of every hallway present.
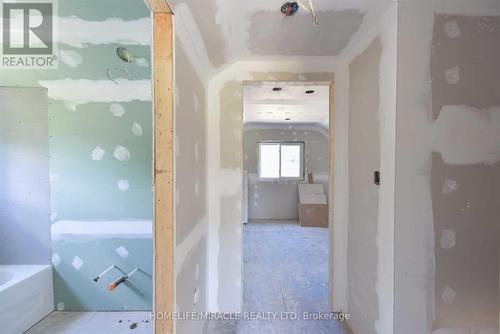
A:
[204,220,346,334]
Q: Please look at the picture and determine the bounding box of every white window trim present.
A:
[257,141,305,181]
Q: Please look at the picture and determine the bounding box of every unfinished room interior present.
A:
[0,0,499,333]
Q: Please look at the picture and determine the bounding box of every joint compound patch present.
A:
[131,122,143,136]
[113,145,131,161]
[51,253,62,267]
[195,181,200,196]
[134,57,149,67]
[91,146,106,161]
[193,92,199,112]
[445,66,460,84]
[442,285,456,304]
[442,179,459,195]
[60,50,83,68]
[51,212,58,221]
[117,179,130,192]
[175,135,180,158]
[64,101,77,112]
[440,229,456,249]
[110,103,126,117]
[57,302,65,311]
[116,246,129,258]
[72,256,84,270]
[443,21,461,39]
[431,105,500,165]
[194,142,199,163]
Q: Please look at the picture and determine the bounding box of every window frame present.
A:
[257,140,305,181]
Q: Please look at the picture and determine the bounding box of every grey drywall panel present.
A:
[174,33,209,320]
[430,14,500,331]
[175,35,207,245]
[347,37,381,334]
[395,2,500,333]
[0,87,50,265]
[431,154,499,330]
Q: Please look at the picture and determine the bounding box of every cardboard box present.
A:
[299,203,329,227]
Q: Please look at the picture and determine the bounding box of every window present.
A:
[258,142,304,180]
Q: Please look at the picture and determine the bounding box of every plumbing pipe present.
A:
[93,264,117,282]
[107,275,127,291]
[107,267,140,291]
[127,267,139,278]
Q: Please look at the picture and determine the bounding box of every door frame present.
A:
[241,80,335,309]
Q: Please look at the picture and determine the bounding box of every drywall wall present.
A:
[207,59,336,312]
[170,0,396,323]
[173,24,209,333]
[243,126,329,220]
[0,87,51,265]
[347,37,382,334]
[0,0,153,310]
[333,4,397,333]
[51,220,152,310]
[395,1,500,333]
[431,14,500,332]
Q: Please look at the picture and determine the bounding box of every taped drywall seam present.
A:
[207,69,222,311]
[57,16,150,47]
[332,63,350,313]
[243,123,329,139]
[174,3,215,84]
[211,55,339,80]
[332,6,398,332]
[175,216,208,273]
[337,1,394,64]
[396,3,436,332]
[38,79,151,109]
[431,105,500,165]
[375,4,397,334]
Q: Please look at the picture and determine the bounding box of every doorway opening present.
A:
[240,81,338,331]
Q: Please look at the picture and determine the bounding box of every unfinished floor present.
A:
[204,220,346,334]
[24,311,152,334]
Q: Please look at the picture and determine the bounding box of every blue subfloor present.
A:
[204,220,347,334]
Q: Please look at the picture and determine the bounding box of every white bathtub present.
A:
[0,265,54,334]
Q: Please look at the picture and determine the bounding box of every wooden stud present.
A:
[152,12,174,334]
[144,0,172,13]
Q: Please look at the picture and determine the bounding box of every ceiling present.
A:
[169,0,393,75]
[243,82,330,126]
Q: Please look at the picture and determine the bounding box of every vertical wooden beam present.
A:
[152,12,174,334]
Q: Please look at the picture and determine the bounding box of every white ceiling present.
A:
[243,82,330,126]
[170,0,393,76]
